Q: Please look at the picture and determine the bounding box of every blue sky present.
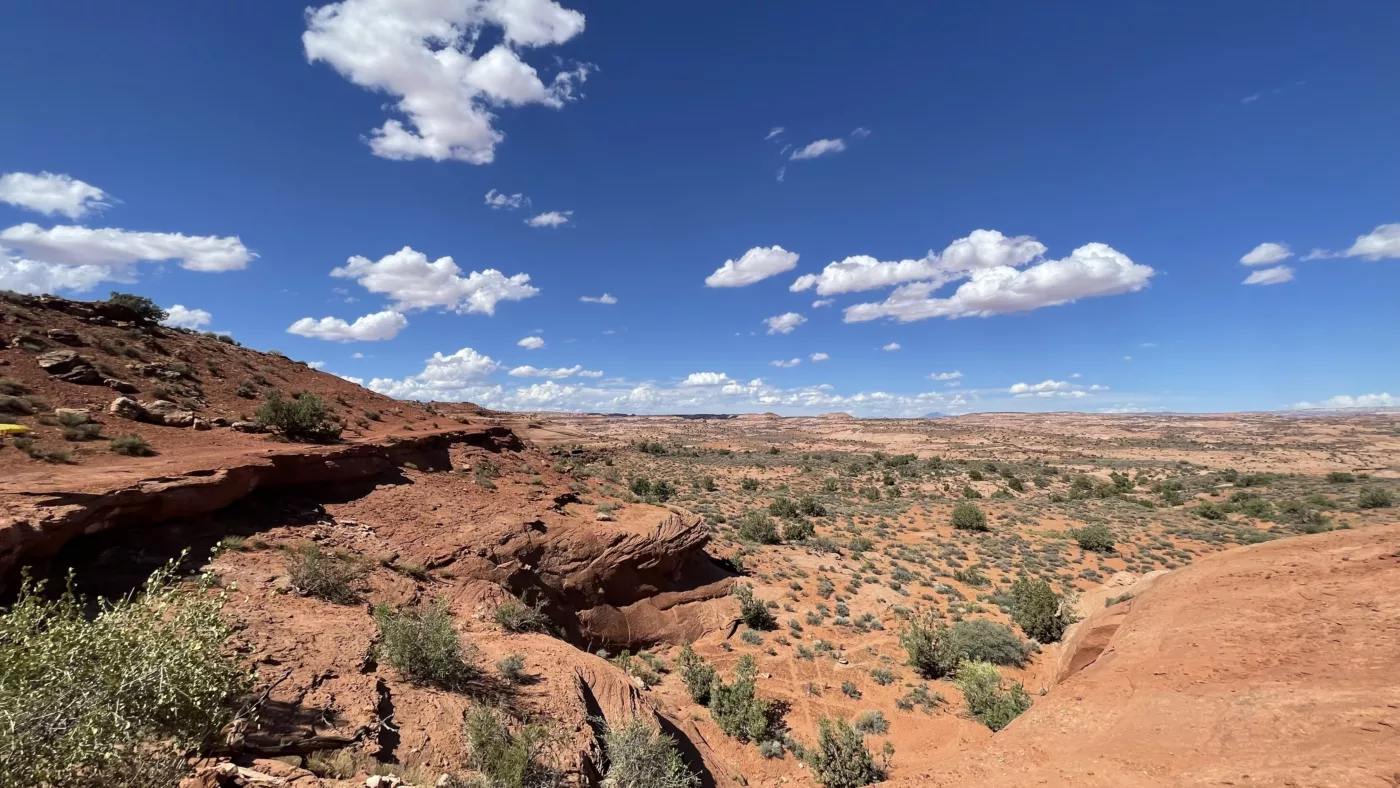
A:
[1,0,1396,416]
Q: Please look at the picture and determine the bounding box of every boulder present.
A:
[37,349,103,385]
[104,378,139,394]
[108,396,148,421]
[143,399,196,427]
[193,418,212,431]
[230,420,266,433]
[44,328,83,346]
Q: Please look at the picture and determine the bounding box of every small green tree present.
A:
[737,511,780,544]
[676,645,716,705]
[806,717,885,788]
[1009,577,1076,643]
[732,584,777,630]
[955,660,1031,731]
[950,502,988,531]
[255,391,342,442]
[107,291,167,323]
[1070,522,1115,552]
[709,655,771,743]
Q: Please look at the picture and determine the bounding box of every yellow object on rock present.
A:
[0,424,31,434]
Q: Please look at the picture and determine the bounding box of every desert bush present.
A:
[852,710,889,735]
[869,667,896,686]
[107,292,167,322]
[798,496,828,516]
[677,645,716,705]
[806,717,885,788]
[496,654,528,684]
[255,390,342,443]
[1070,522,1115,552]
[733,584,777,630]
[1010,577,1075,643]
[493,596,552,634]
[0,560,251,788]
[0,376,27,395]
[740,477,760,491]
[235,380,257,399]
[110,433,154,456]
[1358,487,1393,509]
[463,705,561,788]
[373,601,476,690]
[950,502,988,531]
[709,655,773,743]
[1194,500,1227,520]
[901,613,1029,679]
[601,717,700,788]
[286,544,366,604]
[1326,471,1355,483]
[769,497,801,519]
[737,511,781,544]
[0,394,34,415]
[782,519,816,541]
[955,660,1032,731]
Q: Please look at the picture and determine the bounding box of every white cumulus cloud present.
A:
[881,342,901,351]
[764,312,806,335]
[0,223,254,273]
[1242,265,1294,286]
[1240,242,1292,265]
[680,372,733,387]
[331,246,537,315]
[526,210,572,227]
[770,358,800,368]
[367,347,501,398]
[303,0,591,164]
[705,245,799,288]
[928,371,962,381]
[844,241,1153,323]
[810,352,829,362]
[287,309,409,341]
[162,304,212,329]
[1344,223,1400,261]
[580,293,617,304]
[790,138,846,160]
[1291,392,1397,410]
[0,172,112,219]
[484,189,529,210]
[791,230,1046,296]
[517,335,544,349]
[508,364,601,379]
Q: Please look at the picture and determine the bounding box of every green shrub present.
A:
[901,613,1029,679]
[852,710,889,735]
[1358,487,1393,509]
[493,596,551,634]
[107,292,167,322]
[955,660,1031,731]
[601,717,700,788]
[373,601,476,690]
[740,477,760,491]
[110,433,154,456]
[462,705,560,788]
[0,376,27,396]
[1070,522,1115,552]
[737,511,780,544]
[709,655,772,743]
[798,496,827,517]
[768,497,800,519]
[286,544,365,604]
[950,502,988,531]
[0,394,34,415]
[806,717,885,788]
[1326,471,1355,483]
[733,584,777,630]
[677,645,716,705]
[254,390,342,442]
[1194,500,1227,520]
[782,519,816,541]
[496,654,528,684]
[0,560,251,788]
[1010,577,1076,643]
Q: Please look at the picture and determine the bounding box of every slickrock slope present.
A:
[897,522,1400,788]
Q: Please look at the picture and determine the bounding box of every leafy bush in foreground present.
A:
[462,705,561,788]
[950,502,988,531]
[601,717,700,788]
[677,645,715,705]
[709,655,773,743]
[0,561,250,788]
[955,660,1032,731]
